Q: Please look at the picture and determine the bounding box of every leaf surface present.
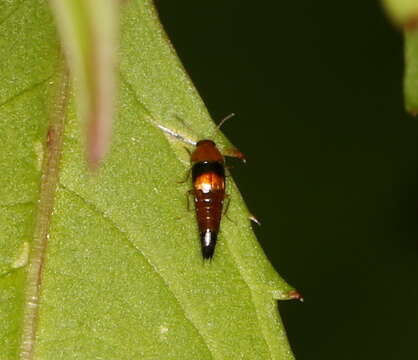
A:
[405,29,418,113]
[0,1,296,359]
[381,0,418,113]
[382,0,418,25]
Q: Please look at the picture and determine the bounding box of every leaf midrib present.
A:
[20,67,70,360]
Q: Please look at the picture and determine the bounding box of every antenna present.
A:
[152,112,238,146]
[216,113,236,130]
[205,112,236,139]
[156,123,197,146]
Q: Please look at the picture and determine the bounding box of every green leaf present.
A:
[382,0,418,26]
[381,1,418,113]
[0,0,297,359]
[405,29,418,113]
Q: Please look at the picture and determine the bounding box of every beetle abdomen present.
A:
[192,161,225,259]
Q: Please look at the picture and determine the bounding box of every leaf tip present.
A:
[287,289,304,302]
[272,288,304,302]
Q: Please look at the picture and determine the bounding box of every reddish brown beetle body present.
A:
[155,118,246,260]
[190,140,226,259]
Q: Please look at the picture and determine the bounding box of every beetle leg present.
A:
[223,195,236,223]
[249,213,261,226]
[178,168,191,184]
[186,189,194,211]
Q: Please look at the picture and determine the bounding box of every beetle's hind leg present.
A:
[186,189,195,211]
[223,195,236,224]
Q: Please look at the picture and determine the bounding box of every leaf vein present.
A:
[0,0,24,27]
[120,72,275,359]
[20,66,70,360]
[0,77,51,111]
[0,201,35,209]
[58,183,215,359]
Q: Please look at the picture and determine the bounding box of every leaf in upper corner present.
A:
[382,0,418,26]
[0,0,297,359]
[381,1,418,113]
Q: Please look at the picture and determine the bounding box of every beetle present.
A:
[156,115,248,259]
[190,138,245,259]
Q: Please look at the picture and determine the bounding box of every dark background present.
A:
[155,1,418,359]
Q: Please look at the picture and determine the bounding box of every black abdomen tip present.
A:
[201,229,217,260]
